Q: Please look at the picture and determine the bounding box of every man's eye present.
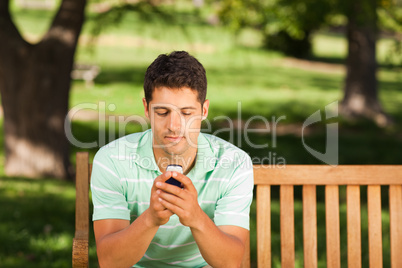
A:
[157,112,168,116]
[182,113,191,116]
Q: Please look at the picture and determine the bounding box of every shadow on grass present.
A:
[208,100,326,123]
[94,66,146,87]
[0,177,98,267]
[308,53,401,71]
[307,55,346,65]
[206,66,343,92]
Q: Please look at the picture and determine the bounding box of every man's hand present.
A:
[156,172,248,267]
[146,172,175,227]
[155,172,204,228]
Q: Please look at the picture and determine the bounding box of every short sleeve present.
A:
[91,148,130,221]
[214,156,254,230]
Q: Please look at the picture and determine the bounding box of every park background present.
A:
[0,0,401,267]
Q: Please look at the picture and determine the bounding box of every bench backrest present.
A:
[73,152,402,268]
[249,165,402,268]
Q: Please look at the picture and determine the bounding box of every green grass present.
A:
[2,4,402,268]
[0,176,98,267]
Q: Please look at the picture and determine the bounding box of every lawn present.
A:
[1,3,401,268]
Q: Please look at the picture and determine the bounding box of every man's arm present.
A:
[156,172,248,267]
[191,217,249,267]
[94,212,157,268]
[94,172,174,268]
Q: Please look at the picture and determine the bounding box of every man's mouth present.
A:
[165,136,184,143]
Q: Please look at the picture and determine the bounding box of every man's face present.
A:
[143,87,209,157]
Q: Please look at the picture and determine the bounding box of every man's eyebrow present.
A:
[153,106,169,110]
[153,106,197,110]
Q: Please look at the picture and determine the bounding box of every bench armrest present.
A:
[73,231,89,267]
[72,152,90,268]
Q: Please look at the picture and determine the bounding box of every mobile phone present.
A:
[165,165,183,188]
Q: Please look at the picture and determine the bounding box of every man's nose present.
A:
[167,110,183,132]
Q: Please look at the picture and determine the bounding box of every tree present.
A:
[217,0,399,126]
[341,0,393,126]
[0,0,86,179]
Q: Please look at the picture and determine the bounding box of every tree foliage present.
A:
[217,0,335,57]
[217,0,402,60]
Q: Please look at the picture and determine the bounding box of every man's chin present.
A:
[163,145,185,156]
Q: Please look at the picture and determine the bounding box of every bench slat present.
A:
[347,186,362,268]
[73,152,89,268]
[367,185,383,268]
[303,185,317,268]
[254,166,402,185]
[280,185,295,268]
[326,185,341,268]
[75,152,89,233]
[389,185,402,268]
[257,185,271,268]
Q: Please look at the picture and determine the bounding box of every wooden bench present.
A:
[72,152,402,267]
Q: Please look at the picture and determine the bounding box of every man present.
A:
[91,51,254,267]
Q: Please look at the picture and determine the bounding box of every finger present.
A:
[155,181,185,197]
[157,208,174,218]
[152,172,172,191]
[151,192,167,211]
[171,172,197,192]
[158,197,184,216]
[160,171,173,183]
[157,190,186,209]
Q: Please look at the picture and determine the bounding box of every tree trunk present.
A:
[0,0,86,179]
[341,0,392,127]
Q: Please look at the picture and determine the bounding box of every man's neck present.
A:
[153,148,197,175]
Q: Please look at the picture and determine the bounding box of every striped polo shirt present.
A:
[91,129,254,267]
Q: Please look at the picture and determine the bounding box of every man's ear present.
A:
[202,99,209,120]
[142,98,149,119]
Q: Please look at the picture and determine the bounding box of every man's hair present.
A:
[143,51,207,105]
